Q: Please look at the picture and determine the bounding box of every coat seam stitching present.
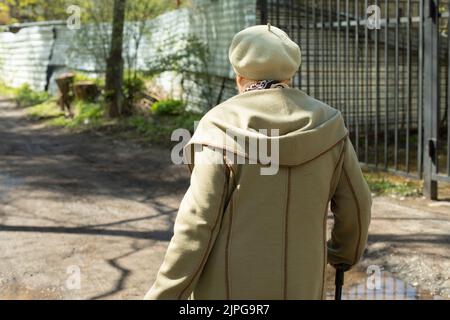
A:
[223,155,238,190]
[225,192,234,299]
[177,164,229,299]
[185,133,348,168]
[283,167,291,299]
[343,167,363,265]
[224,157,235,300]
[320,139,346,299]
[293,133,348,167]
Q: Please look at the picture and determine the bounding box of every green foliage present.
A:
[151,99,184,116]
[27,99,62,119]
[49,116,71,127]
[69,0,177,73]
[1,0,179,25]
[364,172,422,197]
[127,115,152,134]
[0,0,69,24]
[0,81,17,97]
[149,35,214,108]
[68,100,105,127]
[23,93,203,147]
[123,111,202,146]
[27,99,105,128]
[172,111,202,131]
[0,82,49,106]
[123,74,145,101]
[16,84,49,107]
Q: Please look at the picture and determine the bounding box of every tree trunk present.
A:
[105,0,126,118]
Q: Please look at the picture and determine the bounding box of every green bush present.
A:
[172,112,202,131]
[123,74,145,101]
[151,99,185,116]
[0,82,17,97]
[16,84,49,107]
[67,100,105,127]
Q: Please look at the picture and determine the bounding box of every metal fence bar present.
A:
[336,0,341,112]
[276,0,280,26]
[418,0,424,178]
[260,0,268,24]
[434,0,442,181]
[313,2,318,98]
[365,0,369,164]
[306,0,310,94]
[317,15,424,28]
[394,0,400,170]
[321,1,325,100]
[326,0,331,101]
[432,173,450,182]
[290,0,303,89]
[375,0,380,167]
[355,0,360,155]
[312,2,319,97]
[447,0,450,176]
[406,0,412,173]
[345,0,350,128]
[385,0,390,170]
[423,0,439,199]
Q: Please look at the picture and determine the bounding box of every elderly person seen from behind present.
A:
[145,24,371,300]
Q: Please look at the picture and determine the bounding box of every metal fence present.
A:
[258,0,450,199]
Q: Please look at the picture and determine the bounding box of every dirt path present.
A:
[0,98,188,299]
[0,98,449,299]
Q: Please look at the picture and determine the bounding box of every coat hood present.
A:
[185,88,348,167]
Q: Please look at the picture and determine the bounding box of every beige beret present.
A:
[229,24,301,81]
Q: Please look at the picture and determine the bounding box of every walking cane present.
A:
[334,264,350,300]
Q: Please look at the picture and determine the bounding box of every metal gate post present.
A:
[423,0,439,200]
[258,0,268,24]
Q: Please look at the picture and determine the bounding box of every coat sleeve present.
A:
[327,138,372,267]
[144,147,229,300]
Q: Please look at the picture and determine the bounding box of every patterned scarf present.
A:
[244,80,290,93]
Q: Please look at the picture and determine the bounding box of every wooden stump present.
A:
[55,72,75,117]
[73,81,99,102]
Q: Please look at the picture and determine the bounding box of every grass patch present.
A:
[67,101,105,128]
[27,99,63,119]
[0,82,18,98]
[27,99,105,128]
[16,84,49,107]
[363,170,422,197]
[0,82,49,106]
[25,97,202,146]
[117,111,202,146]
[151,99,184,116]
[3,80,202,146]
